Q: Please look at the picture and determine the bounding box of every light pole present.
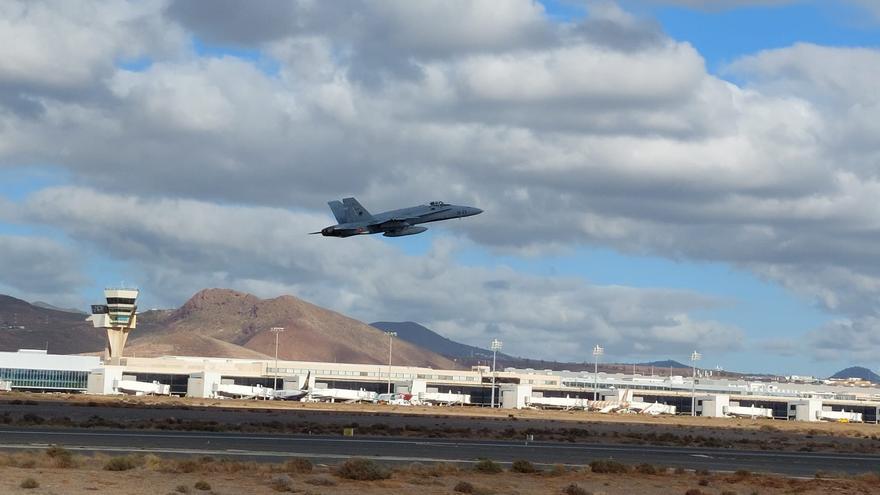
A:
[592,345,603,401]
[690,350,702,417]
[270,327,285,397]
[490,339,503,408]
[384,331,397,394]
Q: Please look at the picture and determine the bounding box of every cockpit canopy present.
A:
[429,201,447,206]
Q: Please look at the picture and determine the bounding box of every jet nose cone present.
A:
[472,207,483,215]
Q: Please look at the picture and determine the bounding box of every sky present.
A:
[1,0,880,376]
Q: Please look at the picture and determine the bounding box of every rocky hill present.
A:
[125,289,457,368]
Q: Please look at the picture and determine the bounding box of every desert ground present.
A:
[0,450,878,495]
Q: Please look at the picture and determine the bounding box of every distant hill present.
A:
[368,321,742,377]
[830,366,880,382]
[31,301,86,315]
[0,295,105,354]
[370,321,510,360]
[639,360,691,369]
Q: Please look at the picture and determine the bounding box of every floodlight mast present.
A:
[592,345,604,401]
[690,351,702,417]
[384,331,397,394]
[270,327,285,397]
[490,339,503,408]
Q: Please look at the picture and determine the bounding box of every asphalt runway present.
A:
[1,427,877,477]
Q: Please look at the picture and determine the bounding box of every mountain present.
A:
[830,366,880,382]
[0,295,105,354]
[30,301,86,314]
[370,321,510,360]
[369,321,741,376]
[1,291,457,368]
[125,289,457,368]
[639,360,691,369]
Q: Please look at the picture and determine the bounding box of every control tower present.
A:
[88,288,139,363]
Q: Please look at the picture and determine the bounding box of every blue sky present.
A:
[3,0,880,376]
[375,0,880,374]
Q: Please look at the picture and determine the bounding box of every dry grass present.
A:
[0,452,876,495]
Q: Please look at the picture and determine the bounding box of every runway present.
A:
[1,427,877,477]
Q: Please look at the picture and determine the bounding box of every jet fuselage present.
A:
[316,199,482,238]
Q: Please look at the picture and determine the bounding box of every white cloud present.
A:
[3,1,880,363]
[0,235,87,304]
[632,0,794,7]
[0,0,181,90]
[808,317,880,363]
[19,186,743,360]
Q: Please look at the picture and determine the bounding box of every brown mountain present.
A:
[0,295,105,353]
[125,288,458,368]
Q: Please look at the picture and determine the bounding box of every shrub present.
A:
[589,459,628,474]
[270,474,294,492]
[175,486,191,494]
[104,456,137,471]
[143,454,163,471]
[473,458,503,474]
[454,480,475,493]
[698,479,710,486]
[695,468,710,476]
[734,469,751,478]
[511,459,538,473]
[194,480,211,491]
[722,491,738,495]
[563,483,590,495]
[674,467,687,475]
[546,464,567,477]
[20,478,39,489]
[46,446,75,468]
[685,490,705,495]
[334,458,391,481]
[284,457,313,474]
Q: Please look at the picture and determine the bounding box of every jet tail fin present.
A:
[328,200,348,223]
[342,197,373,220]
[328,197,373,223]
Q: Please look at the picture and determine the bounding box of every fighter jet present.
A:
[312,197,482,237]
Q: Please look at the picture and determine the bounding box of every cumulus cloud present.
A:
[19,186,743,359]
[3,0,880,363]
[808,317,880,363]
[633,0,794,8]
[0,0,184,117]
[0,235,87,304]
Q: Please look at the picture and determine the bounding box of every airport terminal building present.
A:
[1,348,878,424]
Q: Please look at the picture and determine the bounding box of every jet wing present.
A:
[374,218,412,230]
